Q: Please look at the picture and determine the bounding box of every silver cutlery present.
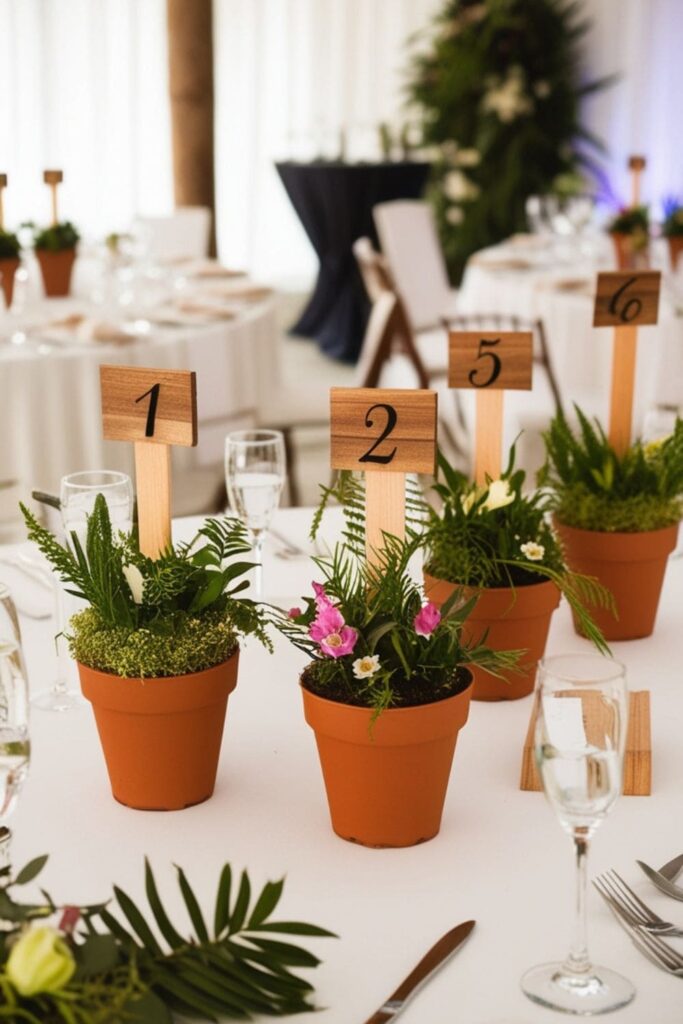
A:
[637,858,683,901]
[594,879,683,976]
[658,852,683,882]
[269,528,308,559]
[593,870,683,937]
[362,920,475,1024]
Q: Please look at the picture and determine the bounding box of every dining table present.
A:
[2,505,682,1022]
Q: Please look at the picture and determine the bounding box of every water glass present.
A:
[521,654,635,1014]
[0,642,30,868]
[225,430,286,596]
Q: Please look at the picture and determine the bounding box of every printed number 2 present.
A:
[468,338,502,388]
[135,383,161,437]
[358,403,397,464]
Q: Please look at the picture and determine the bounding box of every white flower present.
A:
[483,479,515,511]
[352,655,381,680]
[460,488,478,513]
[521,541,545,562]
[482,67,533,123]
[455,148,481,168]
[443,170,480,202]
[446,205,464,225]
[123,564,145,604]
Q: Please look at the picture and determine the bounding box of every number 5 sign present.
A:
[330,387,437,564]
[100,365,198,558]
[448,331,533,483]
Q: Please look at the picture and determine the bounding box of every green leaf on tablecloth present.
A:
[247,878,284,928]
[74,934,119,978]
[13,854,49,886]
[145,858,185,950]
[122,990,173,1023]
[228,870,251,934]
[175,865,209,941]
[214,863,232,938]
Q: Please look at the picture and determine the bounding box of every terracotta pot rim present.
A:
[76,649,239,685]
[555,519,679,540]
[299,668,473,717]
[424,571,558,596]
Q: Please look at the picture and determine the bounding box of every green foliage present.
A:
[0,229,20,259]
[406,0,611,280]
[423,446,611,653]
[0,853,334,1022]
[607,204,650,234]
[540,407,683,532]
[21,496,271,677]
[662,203,683,238]
[33,221,80,252]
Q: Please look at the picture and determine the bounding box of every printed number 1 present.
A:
[135,383,161,437]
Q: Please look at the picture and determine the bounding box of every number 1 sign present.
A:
[448,331,533,483]
[593,271,661,455]
[100,364,198,558]
[330,387,437,564]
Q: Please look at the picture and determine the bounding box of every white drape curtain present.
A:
[0,0,172,238]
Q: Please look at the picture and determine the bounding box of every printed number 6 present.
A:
[468,338,502,388]
[608,276,642,323]
[358,403,398,464]
[136,383,161,437]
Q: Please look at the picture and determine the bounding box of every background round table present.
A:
[276,160,430,362]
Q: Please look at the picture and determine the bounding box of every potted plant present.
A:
[662,197,683,270]
[540,407,683,640]
[33,221,80,296]
[276,480,518,848]
[607,205,650,269]
[422,448,609,701]
[0,228,20,307]
[22,495,270,810]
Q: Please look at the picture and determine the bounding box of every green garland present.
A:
[406,0,611,280]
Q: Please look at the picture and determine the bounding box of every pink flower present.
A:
[288,606,302,619]
[319,626,358,658]
[312,581,332,607]
[309,603,345,641]
[414,602,441,637]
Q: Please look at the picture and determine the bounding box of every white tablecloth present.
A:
[2,507,683,1022]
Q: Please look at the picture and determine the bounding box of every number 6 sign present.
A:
[100,365,198,558]
[330,387,437,564]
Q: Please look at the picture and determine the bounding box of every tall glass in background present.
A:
[521,654,635,1015]
[0,642,30,868]
[225,430,286,597]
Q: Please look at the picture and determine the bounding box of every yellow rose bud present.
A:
[7,926,76,997]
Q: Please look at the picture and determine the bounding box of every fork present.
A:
[601,904,683,978]
[593,870,683,937]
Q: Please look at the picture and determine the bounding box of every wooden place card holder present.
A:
[100,364,197,559]
[330,386,437,565]
[520,690,651,796]
[43,169,64,226]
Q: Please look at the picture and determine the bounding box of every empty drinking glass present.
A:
[0,642,30,868]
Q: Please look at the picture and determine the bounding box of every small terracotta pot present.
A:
[555,522,679,640]
[424,573,560,701]
[36,247,76,296]
[610,231,649,270]
[0,257,20,308]
[302,674,472,848]
[667,236,683,271]
[78,652,239,810]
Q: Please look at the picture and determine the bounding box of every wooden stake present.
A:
[608,325,638,456]
[474,389,504,484]
[628,155,646,207]
[43,170,63,226]
[135,442,172,557]
[365,471,405,565]
[0,174,6,230]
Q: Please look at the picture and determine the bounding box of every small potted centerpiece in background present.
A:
[540,407,683,640]
[276,477,518,848]
[22,495,270,810]
[607,205,650,269]
[33,221,80,297]
[0,227,20,307]
[423,447,609,701]
[662,197,683,271]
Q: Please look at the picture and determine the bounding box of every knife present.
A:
[362,919,475,1024]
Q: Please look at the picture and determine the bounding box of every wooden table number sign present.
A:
[43,169,63,225]
[329,387,437,564]
[448,331,534,483]
[100,365,197,558]
[593,271,661,456]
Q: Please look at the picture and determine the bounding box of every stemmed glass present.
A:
[521,654,635,1014]
[0,641,30,869]
[224,430,286,597]
[31,471,134,712]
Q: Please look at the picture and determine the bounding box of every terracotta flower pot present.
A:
[424,573,560,701]
[78,651,239,810]
[302,673,472,848]
[36,247,76,297]
[610,231,649,270]
[667,235,683,271]
[0,256,20,308]
[555,522,679,640]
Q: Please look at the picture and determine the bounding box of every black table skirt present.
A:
[276,161,430,362]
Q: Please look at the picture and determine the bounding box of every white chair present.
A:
[135,207,212,261]
[373,200,458,332]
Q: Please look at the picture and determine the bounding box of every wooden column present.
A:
[166,0,216,255]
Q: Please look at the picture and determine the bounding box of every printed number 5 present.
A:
[468,338,502,388]
[136,383,161,437]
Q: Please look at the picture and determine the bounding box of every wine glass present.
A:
[225,430,286,597]
[521,653,635,1015]
[31,471,134,712]
[0,641,30,869]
